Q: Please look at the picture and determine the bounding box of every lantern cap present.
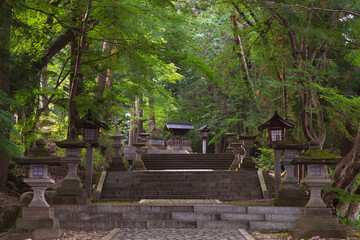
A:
[292,149,341,165]
[133,142,145,147]
[108,125,126,139]
[55,128,90,149]
[196,124,210,132]
[79,109,110,130]
[238,134,258,140]
[258,111,295,131]
[14,139,61,166]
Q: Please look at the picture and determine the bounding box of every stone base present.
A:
[16,217,59,230]
[276,188,305,199]
[273,198,307,207]
[229,159,240,170]
[51,194,90,205]
[240,157,256,169]
[22,207,54,218]
[296,217,339,229]
[108,163,127,171]
[289,229,347,239]
[56,179,83,196]
[132,160,146,170]
[8,229,63,240]
[147,139,165,146]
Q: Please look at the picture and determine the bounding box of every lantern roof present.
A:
[164,122,194,131]
[79,109,110,130]
[196,124,210,132]
[292,149,341,165]
[273,130,307,150]
[258,111,295,131]
[55,128,90,149]
[14,139,61,166]
[238,134,258,140]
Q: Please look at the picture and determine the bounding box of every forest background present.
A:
[0,0,360,228]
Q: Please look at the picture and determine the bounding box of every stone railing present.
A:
[166,139,191,147]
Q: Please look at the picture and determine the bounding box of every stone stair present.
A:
[53,205,301,231]
[100,170,263,201]
[141,154,234,170]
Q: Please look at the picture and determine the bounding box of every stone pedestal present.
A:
[54,156,88,204]
[109,126,127,171]
[240,143,256,169]
[274,155,306,206]
[132,143,146,170]
[229,143,243,170]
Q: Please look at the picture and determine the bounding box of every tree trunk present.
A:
[345,183,360,222]
[94,41,111,99]
[0,20,10,191]
[230,13,257,105]
[325,131,360,206]
[136,97,143,138]
[149,93,156,126]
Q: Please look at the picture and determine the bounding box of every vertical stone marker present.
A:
[13,139,62,239]
[53,128,90,205]
[238,134,257,169]
[290,142,347,239]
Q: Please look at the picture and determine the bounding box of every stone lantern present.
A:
[13,139,62,238]
[79,109,110,197]
[290,145,346,239]
[108,125,127,171]
[258,111,295,191]
[238,134,257,169]
[196,125,210,154]
[132,142,146,170]
[53,128,89,204]
[139,132,150,143]
[224,133,236,153]
[273,138,307,206]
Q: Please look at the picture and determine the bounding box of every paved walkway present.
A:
[103,228,254,240]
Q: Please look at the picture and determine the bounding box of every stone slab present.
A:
[247,206,301,215]
[194,205,247,213]
[264,213,299,222]
[221,213,264,221]
[171,212,221,221]
[147,220,197,228]
[197,221,249,229]
[249,221,295,231]
[33,228,63,239]
[139,199,222,205]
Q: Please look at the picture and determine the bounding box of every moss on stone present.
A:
[302,150,340,160]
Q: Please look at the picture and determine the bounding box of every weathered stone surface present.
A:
[221,213,264,221]
[249,221,295,231]
[289,229,347,239]
[194,205,247,213]
[247,206,301,215]
[16,217,59,230]
[301,207,332,217]
[171,212,220,221]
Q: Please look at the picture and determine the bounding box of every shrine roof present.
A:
[164,122,195,131]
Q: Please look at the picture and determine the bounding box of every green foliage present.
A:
[324,186,360,204]
[0,91,20,158]
[254,147,274,171]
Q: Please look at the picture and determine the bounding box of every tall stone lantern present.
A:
[290,144,346,239]
[238,134,257,169]
[108,125,127,171]
[79,110,110,197]
[273,139,307,206]
[13,139,62,238]
[258,111,295,191]
[196,125,210,154]
[53,128,89,204]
